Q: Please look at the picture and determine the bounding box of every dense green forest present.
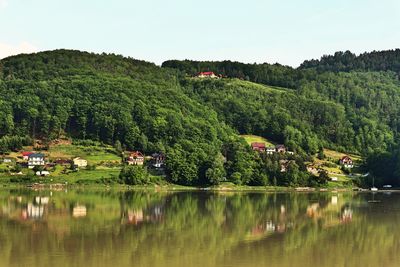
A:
[300,49,400,74]
[1,49,400,186]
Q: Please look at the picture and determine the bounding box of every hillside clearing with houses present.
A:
[241,134,363,186]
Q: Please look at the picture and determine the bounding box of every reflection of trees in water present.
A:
[0,191,398,267]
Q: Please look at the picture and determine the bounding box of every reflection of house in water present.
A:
[35,197,49,205]
[331,196,338,205]
[341,207,353,223]
[20,196,51,220]
[122,204,164,225]
[127,209,144,224]
[247,219,293,241]
[306,203,321,218]
[25,203,45,219]
[73,205,87,218]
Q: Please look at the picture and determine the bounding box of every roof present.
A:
[129,151,144,158]
[152,152,165,158]
[341,156,352,161]
[22,152,33,156]
[73,157,86,161]
[251,142,266,148]
[199,71,215,76]
[28,153,45,158]
[276,144,286,149]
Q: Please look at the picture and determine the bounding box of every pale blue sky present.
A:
[0,0,399,66]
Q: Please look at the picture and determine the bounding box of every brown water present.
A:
[0,189,399,267]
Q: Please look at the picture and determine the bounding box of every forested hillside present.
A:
[0,50,237,186]
[165,58,400,154]
[2,49,400,186]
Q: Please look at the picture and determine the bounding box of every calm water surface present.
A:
[0,189,399,267]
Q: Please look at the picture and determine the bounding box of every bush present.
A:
[119,165,151,185]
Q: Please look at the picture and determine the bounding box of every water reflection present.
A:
[0,190,399,267]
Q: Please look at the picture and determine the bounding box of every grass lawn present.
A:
[324,149,361,161]
[47,144,121,165]
[241,135,275,147]
[51,168,121,183]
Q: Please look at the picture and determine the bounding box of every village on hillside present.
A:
[0,140,166,182]
[242,134,360,185]
[0,132,361,187]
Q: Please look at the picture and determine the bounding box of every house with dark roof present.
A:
[152,152,166,168]
[276,145,287,153]
[28,153,45,169]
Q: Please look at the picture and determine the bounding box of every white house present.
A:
[36,170,50,176]
[266,147,276,155]
[73,157,88,168]
[340,156,354,168]
[28,153,45,169]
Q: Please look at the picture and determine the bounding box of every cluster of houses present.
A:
[3,152,89,176]
[251,142,294,155]
[125,151,166,168]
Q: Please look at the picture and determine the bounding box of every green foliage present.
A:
[3,49,400,187]
[205,153,226,185]
[300,49,400,74]
[119,165,151,185]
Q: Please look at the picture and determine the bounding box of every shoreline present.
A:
[0,182,360,192]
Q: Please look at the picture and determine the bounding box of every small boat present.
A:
[370,177,378,191]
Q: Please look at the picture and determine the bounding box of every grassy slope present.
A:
[0,144,122,184]
[241,135,275,147]
[47,144,121,165]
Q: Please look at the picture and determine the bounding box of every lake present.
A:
[0,189,398,267]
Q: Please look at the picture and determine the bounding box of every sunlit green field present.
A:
[240,135,275,146]
[47,144,121,165]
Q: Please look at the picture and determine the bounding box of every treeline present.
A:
[300,49,400,74]
[162,59,306,89]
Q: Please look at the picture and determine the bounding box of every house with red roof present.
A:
[126,151,144,166]
[197,71,218,78]
[21,152,33,161]
[251,142,266,152]
[340,156,354,168]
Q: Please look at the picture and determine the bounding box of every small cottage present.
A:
[340,156,353,168]
[266,147,276,155]
[126,151,144,166]
[2,158,12,163]
[197,71,218,78]
[28,153,45,169]
[22,152,33,161]
[152,153,166,168]
[35,170,50,176]
[276,145,287,153]
[251,142,266,152]
[73,157,88,168]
